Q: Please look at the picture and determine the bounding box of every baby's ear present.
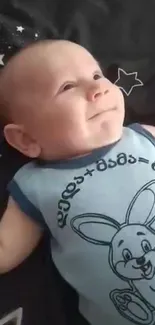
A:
[4,123,41,158]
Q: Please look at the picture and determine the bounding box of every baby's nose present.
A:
[87,82,109,102]
[136,256,146,265]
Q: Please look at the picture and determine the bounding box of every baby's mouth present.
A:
[89,107,116,120]
[90,112,102,119]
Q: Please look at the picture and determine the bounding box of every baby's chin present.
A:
[91,125,123,149]
[68,135,122,159]
[39,144,96,162]
[39,128,123,161]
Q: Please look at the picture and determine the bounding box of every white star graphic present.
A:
[0,54,4,66]
[35,33,38,38]
[114,68,144,96]
[16,26,24,33]
[0,307,23,325]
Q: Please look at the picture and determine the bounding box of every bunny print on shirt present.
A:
[71,180,155,325]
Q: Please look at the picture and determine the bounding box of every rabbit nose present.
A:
[136,256,146,265]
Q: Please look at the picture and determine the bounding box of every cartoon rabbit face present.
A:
[112,224,155,280]
[71,180,155,283]
[70,180,155,324]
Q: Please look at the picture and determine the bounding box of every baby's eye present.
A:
[93,73,103,80]
[62,83,75,92]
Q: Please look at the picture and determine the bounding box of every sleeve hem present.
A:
[8,180,49,232]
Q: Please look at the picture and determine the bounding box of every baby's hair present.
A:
[0,69,13,130]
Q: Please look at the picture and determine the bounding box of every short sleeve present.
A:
[129,123,155,146]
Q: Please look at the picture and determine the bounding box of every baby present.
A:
[0,39,155,325]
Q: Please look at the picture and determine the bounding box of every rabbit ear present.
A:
[70,213,120,246]
[125,180,155,226]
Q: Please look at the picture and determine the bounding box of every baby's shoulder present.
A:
[13,160,38,181]
[8,160,42,196]
[141,124,155,138]
[126,123,155,142]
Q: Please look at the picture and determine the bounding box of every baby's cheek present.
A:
[113,84,124,104]
[104,77,113,86]
[112,83,120,92]
[115,83,122,95]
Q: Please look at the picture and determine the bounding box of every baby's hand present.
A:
[0,197,42,273]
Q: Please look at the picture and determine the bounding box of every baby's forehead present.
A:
[3,41,99,95]
[42,46,99,79]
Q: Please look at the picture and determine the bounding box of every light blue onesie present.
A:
[8,124,155,325]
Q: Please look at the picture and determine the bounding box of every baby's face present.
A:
[6,41,125,160]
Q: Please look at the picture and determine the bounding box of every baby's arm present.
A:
[0,196,43,273]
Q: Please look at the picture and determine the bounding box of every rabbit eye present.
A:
[122,249,132,262]
[141,240,152,253]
